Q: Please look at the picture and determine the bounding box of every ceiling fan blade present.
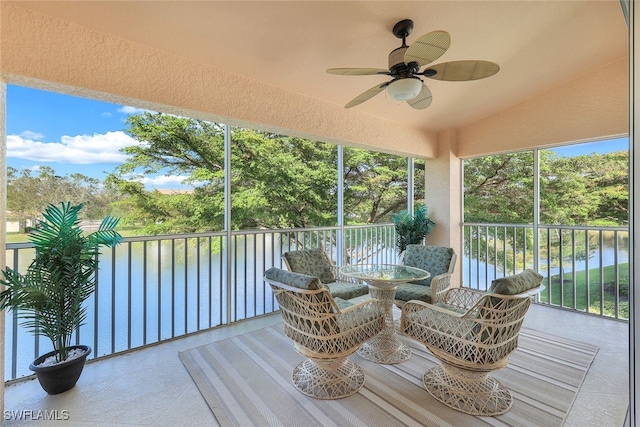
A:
[407,84,433,110]
[424,60,500,81]
[345,83,388,108]
[326,68,390,76]
[404,31,451,67]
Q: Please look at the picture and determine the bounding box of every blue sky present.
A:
[6,84,629,189]
[6,84,189,189]
[551,137,628,156]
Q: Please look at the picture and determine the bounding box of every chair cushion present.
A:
[283,249,336,284]
[404,310,478,341]
[333,297,354,311]
[433,302,470,315]
[403,244,454,287]
[325,281,368,300]
[395,283,433,303]
[264,267,322,290]
[488,269,543,295]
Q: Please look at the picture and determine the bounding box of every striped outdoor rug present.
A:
[179,324,598,427]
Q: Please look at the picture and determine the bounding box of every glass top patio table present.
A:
[339,264,429,286]
[340,264,429,364]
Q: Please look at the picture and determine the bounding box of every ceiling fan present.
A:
[326,19,500,110]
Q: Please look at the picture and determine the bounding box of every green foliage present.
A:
[391,204,435,253]
[7,166,118,225]
[0,203,122,362]
[464,150,628,226]
[108,113,412,234]
[463,152,534,224]
[464,149,629,274]
[343,148,410,224]
[230,129,338,229]
[541,150,628,226]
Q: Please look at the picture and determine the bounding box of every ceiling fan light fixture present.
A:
[387,77,422,101]
[327,20,498,110]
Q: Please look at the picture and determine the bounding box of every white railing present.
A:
[4,224,397,381]
[6,221,628,381]
[463,222,629,320]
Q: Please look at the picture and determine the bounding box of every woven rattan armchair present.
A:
[400,270,543,416]
[394,244,457,308]
[264,267,385,399]
[282,248,369,300]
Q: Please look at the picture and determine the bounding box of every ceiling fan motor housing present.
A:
[388,46,409,73]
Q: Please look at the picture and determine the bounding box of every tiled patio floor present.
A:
[3,304,629,426]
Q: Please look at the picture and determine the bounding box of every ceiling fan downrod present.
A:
[389,19,415,74]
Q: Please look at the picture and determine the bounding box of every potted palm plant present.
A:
[0,202,122,394]
[391,204,436,254]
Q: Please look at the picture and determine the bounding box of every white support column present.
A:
[629,0,638,424]
[337,145,344,265]
[0,81,7,417]
[224,124,232,325]
[407,157,414,215]
[424,129,462,287]
[533,149,540,274]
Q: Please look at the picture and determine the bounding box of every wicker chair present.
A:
[394,244,457,307]
[400,269,543,416]
[264,267,385,399]
[282,248,369,300]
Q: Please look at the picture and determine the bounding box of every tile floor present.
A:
[3,303,629,426]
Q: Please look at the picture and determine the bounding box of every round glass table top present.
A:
[339,264,429,283]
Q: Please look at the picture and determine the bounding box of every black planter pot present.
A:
[29,345,91,395]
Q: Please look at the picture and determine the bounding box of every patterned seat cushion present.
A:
[433,302,473,315]
[325,281,368,300]
[395,283,433,303]
[488,269,543,295]
[404,309,478,341]
[283,249,336,284]
[403,244,455,287]
[333,297,354,311]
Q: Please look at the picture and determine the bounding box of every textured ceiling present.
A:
[17,1,628,132]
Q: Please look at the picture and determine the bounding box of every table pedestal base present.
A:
[339,266,429,366]
[357,283,411,364]
[357,334,411,364]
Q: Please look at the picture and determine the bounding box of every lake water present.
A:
[5,232,626,379]
[5,233,398,380]
[463,236,628,290]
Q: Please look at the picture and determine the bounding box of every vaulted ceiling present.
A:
[1,1,629,157]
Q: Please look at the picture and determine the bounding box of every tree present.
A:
[110,114,340,232]
[230,129,338,229]
[464,150,628,226]
[109,112,413,234]
[7,166,118,226]
[343,148,409,224]
[463,151,534,224]
[572,151,627,226]
[463,149,629,274]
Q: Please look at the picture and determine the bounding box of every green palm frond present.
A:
[0,202,122,362]
[391,204,436,253]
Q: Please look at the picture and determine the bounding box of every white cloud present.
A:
[7,131,138,164]
[123,173,203,190]
[19,130,44,140]
[117,106,153,115]
[101,112,113,118]
[130,174,188,187]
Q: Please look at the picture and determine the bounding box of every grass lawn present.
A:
[539,262,629,319]
[6,227,141,243]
